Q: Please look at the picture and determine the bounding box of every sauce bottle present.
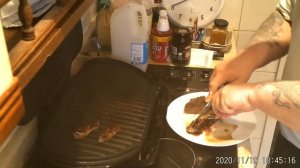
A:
[150,9,173,63]
[171,28,192,66]
[152,0,164,27]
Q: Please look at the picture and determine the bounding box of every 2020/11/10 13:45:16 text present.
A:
[215,156,297,165]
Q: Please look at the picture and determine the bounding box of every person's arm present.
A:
[209,10,291,94]
[212,81,300,131]
[244,9,291,67]
[252,81,300,131]
[209,8,299,130]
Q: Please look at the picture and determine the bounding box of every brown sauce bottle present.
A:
[171,28,192,66]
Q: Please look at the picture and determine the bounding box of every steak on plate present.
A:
[184,96,207,114]
[186,113,218,135]
[185,96,218,135]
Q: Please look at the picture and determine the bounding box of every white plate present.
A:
[166,92,257,147]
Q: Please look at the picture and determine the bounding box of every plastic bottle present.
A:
[150,9,173,63]
[96,5,114,50]
[140,0,153,35]
[152,0,164,27]
[110,1,149,71]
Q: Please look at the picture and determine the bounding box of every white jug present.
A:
[110,1,149,72]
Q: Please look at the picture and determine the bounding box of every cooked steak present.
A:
[184,96,207,114]
[186,113,218,135]
[98,126,121,143]
[73,121,100,139]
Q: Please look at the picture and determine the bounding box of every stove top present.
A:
[145,64,238,168]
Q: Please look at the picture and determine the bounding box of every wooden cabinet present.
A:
[2,0,94,88]
[0,0,94,145]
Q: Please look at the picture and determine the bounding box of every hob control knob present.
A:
[169,69,178,77]
[201,70,211,79]
[186,70,193,78]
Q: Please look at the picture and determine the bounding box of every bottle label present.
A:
[151,35,172,63]
[171,45,191,65]
[171,45,178,55]
[131,42,148,64]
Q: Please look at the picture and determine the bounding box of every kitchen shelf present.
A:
[2,0,94,89]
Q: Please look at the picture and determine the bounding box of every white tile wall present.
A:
[250,138,262,158]
[248,71,276,83]
[251,109,268,139]
[237,30,255,51]
[240,0,279,31]
[218,0,243,30]
[216,0,281,75]
[256,60,279,73]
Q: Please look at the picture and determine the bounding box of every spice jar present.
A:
[209,19,229,45]
[171,28,192,65]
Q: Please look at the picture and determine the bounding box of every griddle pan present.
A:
[37,58,155,167]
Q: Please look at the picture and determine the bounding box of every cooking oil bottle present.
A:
[110,1,149,71]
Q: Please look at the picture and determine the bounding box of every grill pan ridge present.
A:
[37,58,156,167]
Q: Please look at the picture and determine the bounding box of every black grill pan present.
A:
[37,58,155,167]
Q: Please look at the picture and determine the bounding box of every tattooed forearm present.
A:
[270,81,300,111]
[272,89,291,109]
[251,10,286,49]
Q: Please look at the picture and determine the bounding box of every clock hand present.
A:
[171,0,188,10]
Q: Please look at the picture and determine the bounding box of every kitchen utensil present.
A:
[186,100,218,135]
[190,83,227,122]
[195,101,215,120]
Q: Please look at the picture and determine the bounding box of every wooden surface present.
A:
[18,0,35,41]
[0,77,25,146]
[0,0,10,8]
[1,0,36,40]
[0,0,92,145]
[4,0,94,88]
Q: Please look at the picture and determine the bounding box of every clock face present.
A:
[162,0,225,28]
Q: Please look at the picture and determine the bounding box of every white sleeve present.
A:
[277,0,295,21]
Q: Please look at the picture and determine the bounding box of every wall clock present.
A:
[162,0,225,28]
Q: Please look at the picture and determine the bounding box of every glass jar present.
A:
[209,19,229,45]
[171,28,192,66]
